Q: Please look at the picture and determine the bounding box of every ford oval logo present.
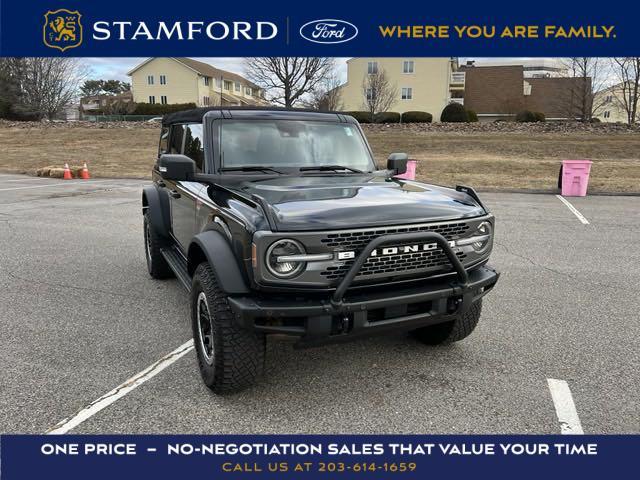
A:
[299,19,358,44]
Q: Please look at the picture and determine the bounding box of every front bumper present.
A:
[228,264,499,348]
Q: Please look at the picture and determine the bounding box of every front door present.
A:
[164,122,207,252]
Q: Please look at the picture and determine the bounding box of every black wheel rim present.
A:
[196,292,215,365]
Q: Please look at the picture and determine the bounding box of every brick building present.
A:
[459,65,591,121]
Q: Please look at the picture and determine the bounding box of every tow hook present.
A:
[339,315,351,333]
[331,313,352,334]
[447,297,463,314]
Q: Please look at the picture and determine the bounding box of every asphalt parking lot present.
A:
[0,173,638,434]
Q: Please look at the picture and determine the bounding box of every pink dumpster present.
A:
[395,160,417,180]
[561,160,593,197]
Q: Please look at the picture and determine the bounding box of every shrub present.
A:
[590,117,601,123]
[401,111,433,123]
[441,102,469,122]
[466,109,479,122]
[534,112,546,122]
[515,110,538,122]
[344,111,372,123]
[131,102,197,115]
[374,112,401,123]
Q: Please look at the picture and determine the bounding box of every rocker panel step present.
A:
[161,247,191,292]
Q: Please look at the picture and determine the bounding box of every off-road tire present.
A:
[191,263,265,394]
[143,212,173,279]
[412,299,483,345]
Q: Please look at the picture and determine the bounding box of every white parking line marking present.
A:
[47,340,194,434]
[555,195,590,225]
[0,180,114,192]
[547,378,584,434]
[4,177,57,182]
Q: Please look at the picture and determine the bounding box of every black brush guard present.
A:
[227,231,499,347]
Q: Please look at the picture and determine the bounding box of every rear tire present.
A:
[143,212,173,279]
[412,299,483,345]
[191,263,265,394]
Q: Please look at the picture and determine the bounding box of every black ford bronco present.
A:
[142,107,499,393]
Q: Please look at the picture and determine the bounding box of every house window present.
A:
[403,60,414,74]
[401,87,413,100]
[605,95,612,103]
[367,61,378,75]
[160,75,166,85]
[203,96,210,106]
[147,75,154,85]
[224,80,233,90]
[603,111,610,118]
[245,87,252,96]
[148,96,156,104]
[160,95,167,105]
[215,78,222,88]
[366,88,373,100]
[203,76,210,86]
[235,81,241,92]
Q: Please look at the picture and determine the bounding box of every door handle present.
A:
[169,190,181,199]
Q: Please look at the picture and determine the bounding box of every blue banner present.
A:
[0,0,635,57]
[1,435,637,479]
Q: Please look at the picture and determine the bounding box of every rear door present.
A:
[165,123,206,252]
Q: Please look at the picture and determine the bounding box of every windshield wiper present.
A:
[299,165,364,173]
[219,166,284,174]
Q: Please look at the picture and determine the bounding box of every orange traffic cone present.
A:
[63,163,72,180]
[80,163,90,180]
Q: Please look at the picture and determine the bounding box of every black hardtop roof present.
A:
[162,106,352,126]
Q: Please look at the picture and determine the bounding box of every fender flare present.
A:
[142,186,170,238]
[188,231,249,295]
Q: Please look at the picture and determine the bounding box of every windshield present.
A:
[219,120,375,172]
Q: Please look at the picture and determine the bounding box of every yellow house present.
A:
[594,82,638,124]
[127,57,269,107]
[339,58,463,121]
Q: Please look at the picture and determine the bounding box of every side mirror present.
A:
[387,153,408,175]
[158,154,196,181]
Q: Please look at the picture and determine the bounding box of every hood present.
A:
[236,175,486,231]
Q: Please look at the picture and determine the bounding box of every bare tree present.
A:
[610,57,640,124]
[559,58,608,121]
[304,72,343,111]
[244,57,335,107]
[361,68,397,121]
[4,58,88,120]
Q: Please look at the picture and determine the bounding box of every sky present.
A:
[82,57,567,84]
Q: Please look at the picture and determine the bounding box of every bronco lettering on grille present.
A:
[337,241,456,261]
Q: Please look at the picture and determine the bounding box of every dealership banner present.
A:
[0,434,638,479]
[0,0,634,56]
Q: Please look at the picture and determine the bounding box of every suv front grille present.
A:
[320,222,469,250]
[318,222,470,282]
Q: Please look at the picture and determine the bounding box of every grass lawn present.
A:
[1,124,639,192]
[366,130,640,192]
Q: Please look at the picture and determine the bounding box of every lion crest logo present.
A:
[43,9,82,51]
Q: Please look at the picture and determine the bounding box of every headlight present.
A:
[471,221,492,253]
[266,239,306,278]
[456,221,492,254]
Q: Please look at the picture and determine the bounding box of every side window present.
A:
[169,124,185,154]
[159,126,169,156]
[183,124,205,172]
